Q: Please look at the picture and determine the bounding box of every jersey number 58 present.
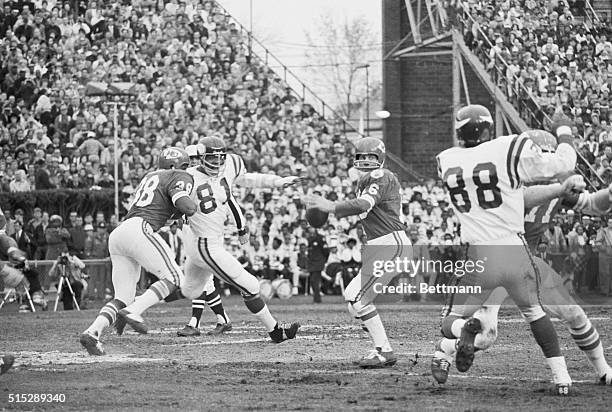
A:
[443,162,502,213]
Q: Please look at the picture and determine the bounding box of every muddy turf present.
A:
[1,295,611,411]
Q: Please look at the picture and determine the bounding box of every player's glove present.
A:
[238,227,249,245]
[275,176,301,189]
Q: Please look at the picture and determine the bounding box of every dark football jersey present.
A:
[524,192,579,251]
[0,233,17,261]
[124,169,194,232]
[356,168,405,240]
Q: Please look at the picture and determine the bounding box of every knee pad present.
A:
[520,305,546,323]
[347,301,376,320]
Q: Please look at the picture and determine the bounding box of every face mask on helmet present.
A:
[202,150,226,176]
[353,153,381,171]
[189,156,199,167]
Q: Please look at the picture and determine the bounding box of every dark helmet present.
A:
[455,104,494,147]
[353,137,386,171]
[199,136,227,176]
[519,129,558,153]
[158,147,190,170]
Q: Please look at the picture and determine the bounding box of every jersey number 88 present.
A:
[443,162,502,213]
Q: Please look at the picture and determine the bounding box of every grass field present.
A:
[1,295,611,411]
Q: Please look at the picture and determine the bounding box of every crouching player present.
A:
[432,128,612,386]
[305,137,411,368]
[80,148,197,355]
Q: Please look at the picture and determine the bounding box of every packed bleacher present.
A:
[1,0,612,304]
[454,0,612,185]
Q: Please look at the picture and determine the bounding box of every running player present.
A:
[305,136,410,368]
[80,147,197,355]
[177,137,301,343]
[435,105,578,395]
[432,128,612,386]
[177,144,232,337]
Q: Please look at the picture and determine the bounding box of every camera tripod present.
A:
[0,281,35,312]
[53,263,80,312]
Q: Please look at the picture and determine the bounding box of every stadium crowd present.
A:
[0,0,611,303]
[455,0,612,181]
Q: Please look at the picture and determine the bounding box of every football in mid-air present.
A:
[305,208,329,228]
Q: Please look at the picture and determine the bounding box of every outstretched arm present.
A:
[234,173,300,189]
[523,175,586,209]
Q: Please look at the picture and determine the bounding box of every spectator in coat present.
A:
[32,211,49,260]
[68,215,86,258]
[11,220,33,259]
[45,215,71,260]
[306,226,329,303]
[84,222,109,259]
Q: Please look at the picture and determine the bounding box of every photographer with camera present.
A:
[47,247,87,310]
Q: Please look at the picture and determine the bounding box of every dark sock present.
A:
[530,315,562,358]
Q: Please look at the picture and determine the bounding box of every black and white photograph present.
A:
[1,0,612,410]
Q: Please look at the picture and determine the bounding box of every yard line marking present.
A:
[13,351,164,367]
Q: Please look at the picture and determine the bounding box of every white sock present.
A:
[546,356,572,385]
[188,317,198,328]
[87,316,110,336]
[451,318,467,338]
[127,280,172,315]
[569,319,611,377]
[253,305,277,332]
[216,313,228,324]
[440,337,458,357]
[362,314,392,352]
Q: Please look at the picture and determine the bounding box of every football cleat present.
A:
[0,354,15,375]
[456,318,482,372]
[431,354,452,384]
[80,332,105,356]
[554,383,571,396]
[269,322,300,343]
[117,309,148,334]
[114,316,127,336]
[207,323,233,336]
[599,371,612,385]
[356,348,397,369]
[177,325,201,337]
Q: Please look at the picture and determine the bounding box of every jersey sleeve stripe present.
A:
[512,137,529,188]
[171,191,189,205]
[227,195,245,230]
[358,194,376,212]
[506,136,519,189]
[229,155,238,178]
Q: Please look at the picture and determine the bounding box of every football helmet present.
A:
[353,137,385,171]
[519,129,557,153]
[199,136,227,176]
[455,104,494,147]
[185,144,203,167]
[158,147,190,170]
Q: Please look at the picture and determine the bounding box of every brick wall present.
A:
[382,0,495,179]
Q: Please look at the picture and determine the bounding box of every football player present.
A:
[176,145,232,336]
[80,147,197,355]
[305,136,410,368]
[176,137,301,343]
[432,128,612,386]
[435,105,578,395]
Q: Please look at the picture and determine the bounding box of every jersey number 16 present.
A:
[443,162,502,213]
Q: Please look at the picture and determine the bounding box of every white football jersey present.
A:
[436,135,576,244]
[186,154,246,239]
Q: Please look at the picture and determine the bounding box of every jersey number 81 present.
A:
[443,162,502,213]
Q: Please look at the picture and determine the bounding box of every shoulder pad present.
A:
[370,169,384,179]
